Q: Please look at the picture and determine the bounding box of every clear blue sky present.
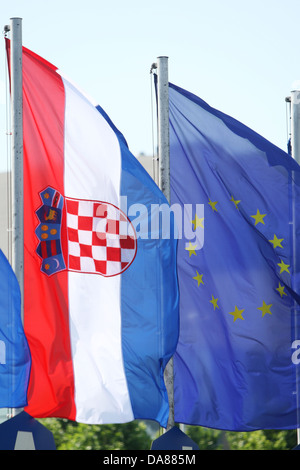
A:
[1,0,300,172]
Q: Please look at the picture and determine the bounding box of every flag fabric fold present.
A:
[6,39,179,427]
[0,250,31,408]
[168,81,300,431]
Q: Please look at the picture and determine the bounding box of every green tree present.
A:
[39,418,152,450]
[39,418,298,450]
[185,425,226,450]
[226,429,296,450]
[185,425,297,450]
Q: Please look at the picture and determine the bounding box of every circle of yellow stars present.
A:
[185,193,290,323]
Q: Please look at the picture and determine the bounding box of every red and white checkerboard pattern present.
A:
[66,198,137,277]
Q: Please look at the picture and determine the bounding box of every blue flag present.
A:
[169,82,300,431]
[0,250,31,408]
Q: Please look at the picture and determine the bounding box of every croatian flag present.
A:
[6,39,179,427]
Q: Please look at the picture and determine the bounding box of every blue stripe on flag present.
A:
[96,105,179,427]
[0,250,31,408]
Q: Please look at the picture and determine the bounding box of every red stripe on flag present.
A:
[6,39,76,420]
[51,239,57,256]
[41,241,48,259]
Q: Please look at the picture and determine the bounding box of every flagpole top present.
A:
[150,63,157,74]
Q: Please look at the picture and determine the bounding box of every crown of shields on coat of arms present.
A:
[35,187,137,277]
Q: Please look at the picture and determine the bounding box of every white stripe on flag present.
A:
[62,75,134,423]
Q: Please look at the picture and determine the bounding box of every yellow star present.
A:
[230,195,241,209]
[185,241,197,257]
[193,271,204,287]
[257,300,272,317]
[278,259,290,274]
[276,282,287,298]
[210,295,219,310]
[250,209,266,226]
[269,234,284,249]
[229,306,245,322]
[208,199,218,212]
[191,214,204,230]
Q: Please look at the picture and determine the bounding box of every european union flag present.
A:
[169,82,300,431]
[0,250,31,408]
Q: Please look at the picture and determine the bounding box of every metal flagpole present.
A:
[10,16,24,319]
[157,56,170,201]
[290,86,300,445]
[156,56,174,430]
[291,86,300,162]
[10,17,24,418]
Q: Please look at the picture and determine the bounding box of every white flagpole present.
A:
[156,56,174,430]
[10,17,24,418]
[290,86,300,445]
